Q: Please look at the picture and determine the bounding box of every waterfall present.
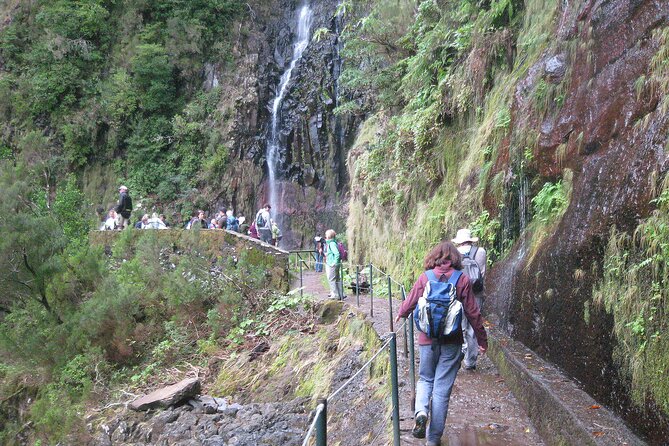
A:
[267,5,313,218]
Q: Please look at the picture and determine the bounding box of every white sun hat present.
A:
[452,228,479,244]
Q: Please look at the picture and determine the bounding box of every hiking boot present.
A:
[412,412,427,439]
[464,364,476,371]
[426,441,440,446]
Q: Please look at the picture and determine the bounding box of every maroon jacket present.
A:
[397,263,488,349]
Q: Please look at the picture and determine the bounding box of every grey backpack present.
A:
[462,246,483,293]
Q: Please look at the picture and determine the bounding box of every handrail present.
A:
[327,337,392,403]
[289,253,414,446]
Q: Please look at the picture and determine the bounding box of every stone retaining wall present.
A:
[89,229,290,292]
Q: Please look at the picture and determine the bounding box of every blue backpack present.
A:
[414,270,463,340]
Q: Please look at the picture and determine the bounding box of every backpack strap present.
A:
[469,245,478,259]
[447,270,463,287]
[425,269,438,282]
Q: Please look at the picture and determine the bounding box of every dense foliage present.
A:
[0,0,242,203]
[0,165,290,443]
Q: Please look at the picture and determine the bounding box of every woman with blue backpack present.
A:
[395,240,488,446]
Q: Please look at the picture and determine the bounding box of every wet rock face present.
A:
[93,398,309,446]
[212,0,352,246]
[487,0,669,442]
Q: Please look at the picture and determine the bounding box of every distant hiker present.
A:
[324,229,345,300]
[134,214,149,229]
[314,235,324,272]
[114,185,132,229]
[209,218,219,229]
[453,228,487,371]
[197,210,208,229]
[102,209,117,230]
[255,204,272,243]
[226,210,240,232]
[146,212,167,229]
[395,240,488,445]
[248,221,259,239]
[215,208,227,228]
[271,220,282,246]
[238,216,249,235]
[159,214,170,228]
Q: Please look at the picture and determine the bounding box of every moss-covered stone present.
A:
[89,229,289,292]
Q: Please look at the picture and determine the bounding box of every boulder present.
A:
[130,378,201,411]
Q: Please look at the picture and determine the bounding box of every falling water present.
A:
[267,5,313,218]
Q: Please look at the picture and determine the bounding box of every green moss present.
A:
[592,192,669,416]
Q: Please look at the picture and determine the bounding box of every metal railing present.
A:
[289,252,416,446]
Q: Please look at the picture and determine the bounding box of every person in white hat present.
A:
[452,228,487,371]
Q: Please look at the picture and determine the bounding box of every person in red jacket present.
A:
[396,240,488,446]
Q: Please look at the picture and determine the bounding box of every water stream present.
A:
[267,4,313,218]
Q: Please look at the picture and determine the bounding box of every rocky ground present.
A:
[92,398,309,446]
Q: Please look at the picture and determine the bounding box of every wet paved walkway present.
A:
[296,269,544,446]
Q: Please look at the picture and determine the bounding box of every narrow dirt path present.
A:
[296,269,544,446]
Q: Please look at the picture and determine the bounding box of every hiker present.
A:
[226,210,240,232]
[159,214,170,228]
[314,235,324,272]
[271,220,282,246]
[453,228,487,371]
[238,216,249,235]
[209,218,219,229]
[215,208,227,228]
[395,240,487,445]
[146,212,167,229]
[185,211,206,229]
[255,204,272,243]
[324,229,345,300]
[134,214,149,229]
[248,221,259,239]
[114,185,132,229]
[102,209,117,230]
[196,210,208,229]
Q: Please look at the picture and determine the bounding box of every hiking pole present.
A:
[388,275,394,332]
[389,332,401,446]
[402,286,408,357]
[356,265,360,308]
[316,398,327,446]
[369,264,374,317]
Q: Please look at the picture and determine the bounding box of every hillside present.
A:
[0,0,668,444]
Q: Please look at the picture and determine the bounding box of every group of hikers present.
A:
[107,185,489,445]
[314,227,488,446]
[100,186,283,246]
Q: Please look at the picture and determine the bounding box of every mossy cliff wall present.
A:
[345,0,669,442]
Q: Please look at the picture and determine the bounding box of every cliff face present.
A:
[344,0,669,442]
[208,0,351,246]
[487,0,669,441]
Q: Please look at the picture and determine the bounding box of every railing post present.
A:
[316,399,327,446]
[402,286,408,357]
[355,265,360,308]
[369,264,374,317]
[299,259,304,299]
[389,332,401,446]
[388,275,394,332]
[408,302,416,413]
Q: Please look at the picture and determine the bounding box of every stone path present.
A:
[296,269,545,446]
